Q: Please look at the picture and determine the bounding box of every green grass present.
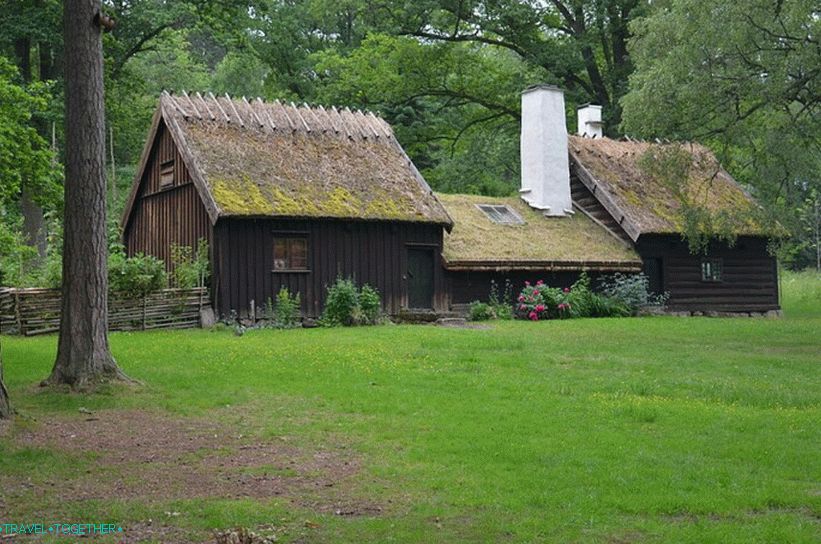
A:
[1,270,819,543]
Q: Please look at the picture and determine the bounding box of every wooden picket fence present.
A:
[0,287,209,336]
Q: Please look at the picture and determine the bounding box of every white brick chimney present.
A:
[520,85,572,217]
[577,104,603,138]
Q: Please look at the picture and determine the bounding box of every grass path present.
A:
[1,275,819,543]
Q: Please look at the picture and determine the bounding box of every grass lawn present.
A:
[1,272,819,543]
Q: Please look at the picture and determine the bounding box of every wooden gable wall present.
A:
[123,121,212,270]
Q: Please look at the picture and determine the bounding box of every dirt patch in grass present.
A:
[1,409,381,519]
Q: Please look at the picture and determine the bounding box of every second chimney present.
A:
[577,104,603,138]
[520,85,572,217]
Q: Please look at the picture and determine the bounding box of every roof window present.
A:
[477,204,524,225]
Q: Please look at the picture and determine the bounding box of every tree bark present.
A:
[0,340,10,419]
[46,0,128,386]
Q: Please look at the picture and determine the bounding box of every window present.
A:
[159,159,175,188]
[701,258,722,282]
[477,204,524,225]
[273,237,308,271]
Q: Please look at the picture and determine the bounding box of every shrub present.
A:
[358,284,382,325]
[322,278,383,326]
[488,279,514,320]
[599,273,668,312]
[170,239,210,288]
[322,277,360,326]
[515,281,559,320]
[109,250,167,298]
[266,287,301,328]
[469,301,496,321]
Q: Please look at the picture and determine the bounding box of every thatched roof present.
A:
[569,136,766,241]
[127,92,452,227]
[437,193,641,272]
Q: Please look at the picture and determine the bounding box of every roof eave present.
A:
[443,259,643,272]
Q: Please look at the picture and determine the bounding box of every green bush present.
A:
[322,277,359,326]
[469,301,496,321]
[599,272,668,312]
[488,279,514,319]
[109,250,167,298]
[263,287,301,328]
[358,284,382,325]
[321,277,383,326]
[170,239,210,288]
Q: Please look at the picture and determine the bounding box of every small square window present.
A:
[477,204,524,225]
[274,237,308,271]
[701,258,722,282]
[159,160,174,188]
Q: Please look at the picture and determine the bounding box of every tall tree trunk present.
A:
[46,0,128,386]
[0,341,10,419]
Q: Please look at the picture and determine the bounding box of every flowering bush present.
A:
[515,274,631,321]
[516,280,561,320]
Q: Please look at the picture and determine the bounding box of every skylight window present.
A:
[477,204,524,225]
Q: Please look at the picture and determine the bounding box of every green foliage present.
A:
[263,287,302,329]
[321,277,382,326]
[170,239,210,288]
[599,273,668,312]
[468,301,496,322]
[516,274,635,320]
[108,249,167,299]
[321,277,359,326]
[357,284,382,325]
[622,0,819,263]
[488,279,514,320]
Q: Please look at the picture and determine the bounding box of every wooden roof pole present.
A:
[182,91,202,120]
[242,96,265,129]
[208,92,230,122]
[195,92,216,120]
[319,105,340,135]
[256,97,277,132]
[275,100,297,132]
[290,102,311,133]
[224,93,245,127]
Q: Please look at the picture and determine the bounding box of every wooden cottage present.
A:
[123,88,779,320]
[437,85,779,314]
[122,92,453,318]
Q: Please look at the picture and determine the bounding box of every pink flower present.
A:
[536,280,544,286]
[519,304,526,310]
[533,290,539,296]
[518,295,525,302]
[524,281,530,287]
[528,311,538,321]
[535,304,545,312]
[563,287,570,293]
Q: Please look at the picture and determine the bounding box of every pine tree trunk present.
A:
[46,0,128,386]
[0,341,10,419]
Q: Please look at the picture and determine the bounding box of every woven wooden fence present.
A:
[0,287,209,336]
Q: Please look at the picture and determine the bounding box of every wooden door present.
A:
[407,247,434,309]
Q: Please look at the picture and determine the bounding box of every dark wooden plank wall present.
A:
[212,218,445,318]
[637,235,779,311]
[123,122,213,270]
[446,270,610,306]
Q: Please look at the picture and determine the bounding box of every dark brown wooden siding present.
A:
[212,218,445,318]
[123,121,212,270]
[637,235,779,311]
[447,270,601,307]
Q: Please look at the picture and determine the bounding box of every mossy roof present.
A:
[159,93,452,226]
[569,136,767,237]
[437,193,641,270]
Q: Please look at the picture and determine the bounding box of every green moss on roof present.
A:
[436,193,641,267]
[168,100,451,225]
[569,136,768,236]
